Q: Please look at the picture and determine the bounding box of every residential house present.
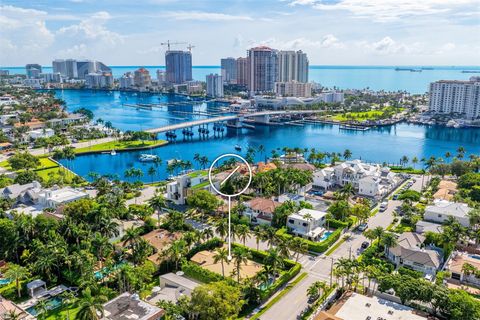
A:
[433,180,458,201]
[445,251,480,286]
[313,160,400,198]
[0,181,42,204]
[286,208,327,241]
[147,272,200,304]
[0,295,35,320]
[243,197,281,225]
[102,292,165,320]
[140,229,182,265]
[386,232,442,275]
[166,171,217,205]
[415,220,443,234]
[36,187,89,208]
[47,113,86,127]
[27,128,55,140]
[424,200,471,228]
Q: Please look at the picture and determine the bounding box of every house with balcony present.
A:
[286,208,327,241]
[243,197,281,225]
[313,160,400,198]
[386,232,442,276]
[166,171,218,205]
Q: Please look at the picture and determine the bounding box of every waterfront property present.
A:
[242,197,281,225]
[166,170,218,205]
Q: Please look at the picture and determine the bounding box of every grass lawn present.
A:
[392,222,414,234]
[0,157,58,171]
[45,302,81,320]
[332,107,404,122]
[35,166,75,183]
[75,140,167,154]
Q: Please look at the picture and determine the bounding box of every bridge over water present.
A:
[145,110,324,134]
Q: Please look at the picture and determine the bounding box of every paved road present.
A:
[260,176,428,320]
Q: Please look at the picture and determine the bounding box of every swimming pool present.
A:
[25,296,63,316]
[258,278,275,291]
[320,231,333,242]
[0,278,12,286]
[94,261,126,279]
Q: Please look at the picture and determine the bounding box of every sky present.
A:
[1,0,479,66]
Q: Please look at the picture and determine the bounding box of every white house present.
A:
[27,128,55,140]
[166,171,216,205]
[37,187,89,208]
[386,232,442,275]
[424,200,471,227]
[286,208,327,241]
[313,160,400,198]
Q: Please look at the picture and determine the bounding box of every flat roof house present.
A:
[287,208,327,241]
[424,200,472,228]
[446,251,480,287]
[386,232,442,275]
[102,292,164,320]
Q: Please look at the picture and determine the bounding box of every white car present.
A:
[380,201,388,211]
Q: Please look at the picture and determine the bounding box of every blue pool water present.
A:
[259,278,275,291]
[94,262,126,279]
[26,296,63,316]
[320,231,333,242]
[0,278,12,285]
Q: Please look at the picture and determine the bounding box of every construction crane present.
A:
[160,40,187,51]
[187,44,195,52]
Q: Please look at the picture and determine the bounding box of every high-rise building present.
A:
[52,59,67,76]
[236,57,248,87]
[429,78,480,119]
[275,81,312,97]
[85,72,113,89]
[26,64,42,79]
[221,58,237,84]
[40,73,62,83]
[76,60,96,79]
[156,70,167,84]
[206,74,224,98]
[277,50,309,83]
[65,59,78,79]
[247,47,278,93]
[165,50,192,84]
[119,72,135,89]
[134,68,152,88]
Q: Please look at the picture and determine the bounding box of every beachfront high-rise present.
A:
[165,50,192,84]
[133,68,152,89]
[25,64,42,79]
[51,59,111,79]
[429,77,480,119]
[206,74,224,98]
[277,50,309,83]
[236,57,248,87]
[221,58,237,84]
[247,46,278,93]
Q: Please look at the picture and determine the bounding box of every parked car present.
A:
[361,241,370,249]
[392,194,399,200]
[380,201,388,211]
[357,223,368,231]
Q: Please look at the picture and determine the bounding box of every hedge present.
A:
[276,226,344,254]
[186,237,223,260]
[181,261,236,286]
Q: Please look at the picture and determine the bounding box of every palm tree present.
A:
[232,247,251,283]
[343,149,352,160]
[215,219,229,241]
[76,288,107,320]
[164,239,187,271]
[457,146,465,159]
[193,153,201,168]
[339,183,355,200]
[381,233,397,256]
[288,237,308,263]
[445,152,451,162]
[252,226,265,251]
[4,264,30,298]
[258,144,266,162]
[307,281,328,302]
[363,229,376,245]
[264,247,284,277]
[213,247,229,277]
[372,226,385,244]
[234,224,250,245]
[4,310,21,320]
[122,226,140,247]
[412,156,418,169]
[199,156,209,169]
[303,212,313,237]
[60,290,76,320]
[201,227,214,242]
[35,299,49,320]
[147,166,156,182]
[148,193,167,227]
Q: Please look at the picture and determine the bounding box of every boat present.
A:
[234,145,242,151]
[139,154,158,162]
[167,158,180,165]
[111,150,116,156]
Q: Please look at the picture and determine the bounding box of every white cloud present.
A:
[359,37,424,55]
[163,11,253,21]
[289,0,316,6]
[251,35,345,50]
[300,0,479,22]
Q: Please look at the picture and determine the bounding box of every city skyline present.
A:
[1,0,479,66]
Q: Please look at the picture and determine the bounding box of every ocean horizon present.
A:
[3,65,480,93]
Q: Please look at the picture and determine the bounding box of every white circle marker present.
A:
[208,153,252,261]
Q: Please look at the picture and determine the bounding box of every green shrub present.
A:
[181,261,236,285]
[186,237,223,260]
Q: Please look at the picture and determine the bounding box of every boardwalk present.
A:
[145,110,324,133]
